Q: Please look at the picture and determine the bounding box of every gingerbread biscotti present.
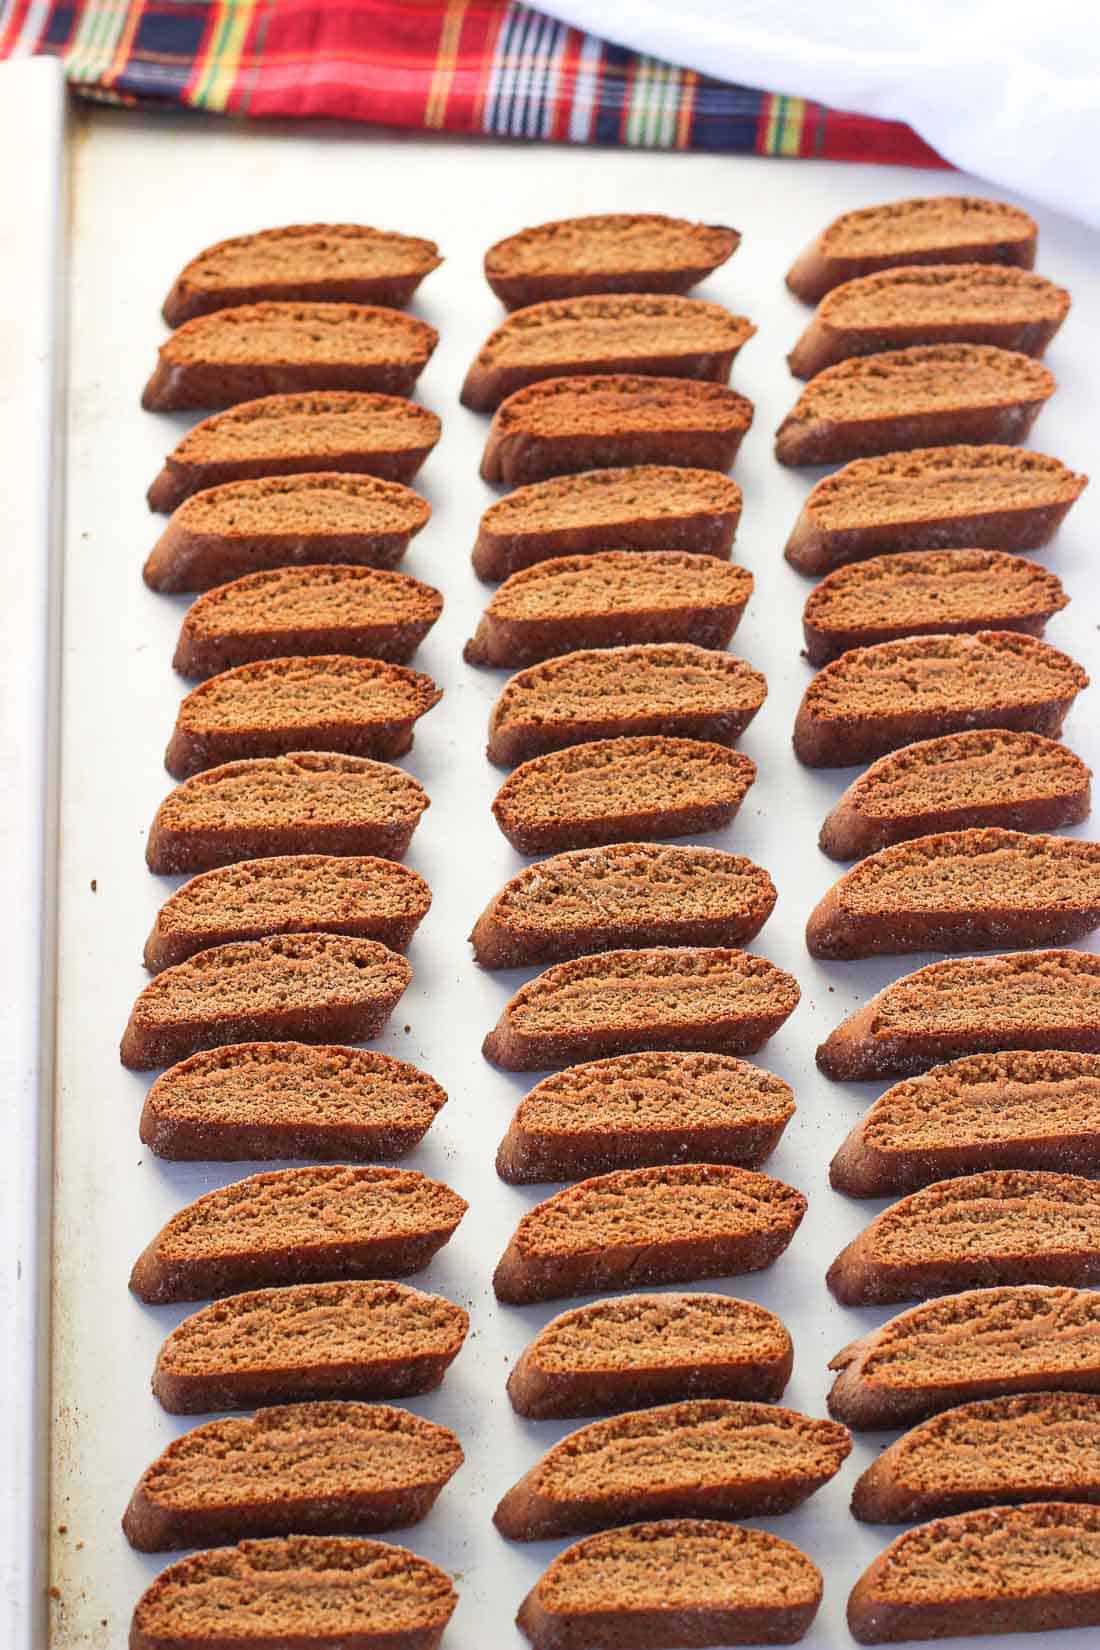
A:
[819,730,1091,861]
[472,465,742,580]
[140,1043,446,1162]
[827,1285,1100,1430]
[802,549,1068,665]
[487,642,767,767]
[173,564,443,677]
[517,1520,822,1649]
[806,828,1100,960]
[130,1535,456,1650]
[483,946,800,1070]
[148,392,441,512]
[120,933,411,1070]
[851,1392,1100,1524]
[153,1280,468,1413]
[484,212,740,307]
[817,949,1100,1081]
[495,1051,794,1183]
[776,343,1056,467]
[471,843,776,968]
[124,1401,463,1550]
[165,655,442,778]
[508,1293,793,1419]
[492,736,757,854]
[785,196,1038,304]
[492,1163,806,1304]
[146,752,430,874]
[480,374,754,486]
[161,223,443,325]
[129,1164,467,1303]
[494,1399,850,1539]
[794,632,1088,768]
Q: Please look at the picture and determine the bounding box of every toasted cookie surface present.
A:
[484,212,740,306]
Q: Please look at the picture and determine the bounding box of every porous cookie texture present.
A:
[480,373,754,486]
[492,1163,806,1305]
[120,933,412,1070]
[793,631,1088,768]
[140,1042,447,1162]
[146,752,430,874]
[152,1280,468,1413]
[165,654,442,778]
[472,843,776,968]
[483,945,800,1070]
[776,343,1056,467]
[129,1163,467,1303]
[492,735,756,854]
[495,1050,794,1183]
[507,1292,793,1418]
[484,212,740,307]
[123,1401,464,1550]
[487,642,767,767]
[147,391,441,512]
[817,949,1100,1081]
[784,443,1088,576]
[827,1285,1100,1429]
[473,465,742,580]
[819,730,1091,861]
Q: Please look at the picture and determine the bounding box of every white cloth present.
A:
[538,0,1100,227]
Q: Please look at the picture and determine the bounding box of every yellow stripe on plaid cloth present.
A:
[426,0,469,129]
[763,91,808,156]
[65,0,132,86]
[193,0,259,112]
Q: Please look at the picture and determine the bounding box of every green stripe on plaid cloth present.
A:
[0,0,946,165]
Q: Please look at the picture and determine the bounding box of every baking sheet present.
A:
[47,105,1100,1648]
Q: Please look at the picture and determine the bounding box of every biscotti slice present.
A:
[786,196,1038,304]
[785,445,1088,576]
[472,843,776,968]
[131,1535,456,1650]
[827,1169,1100,1306]
[819,731,1092,861]
[129,1164,466,1303]
[852,1392,1100,1523]
[462,294,754,411]
[144,855,431,971]
[484,946,800,1071]
[794,632,1088,768]
[492,736,756,854]
[165,655,442,779]
[847,1502,1100,1645]
[140,1043,446,1162]
[776,343,1056,467]
[148,392,441,512]
[124,1401,463,1551]
[517,1519,823,1649]
[481,374,755,486]
[142,302,439,412]
[162,224,442,325]
[827,1285,1100,1429]
[496,1051,794,1182]
[147,753,430,874]
[802,549,1068,665]
[485,212,741,307]
[174,565,443,678]
[120,933,411,1070]
[789,264,1070,378]
[492,1163,806,1304]
[153,1280,468,1413]
[817,949,1100,1082]
[496,1400,849,1540]
[465,551,753,667]
[807,828,1100,960]
[831,1051,1100,1197]
[488,642,767,767]
[473,465,742,581]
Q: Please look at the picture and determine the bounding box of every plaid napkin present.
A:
[0,0,945,166]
